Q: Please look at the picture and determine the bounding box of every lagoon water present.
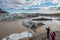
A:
[31,16,60,35]
[0,16,60,40]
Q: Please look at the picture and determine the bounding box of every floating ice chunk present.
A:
[2,31,33,40]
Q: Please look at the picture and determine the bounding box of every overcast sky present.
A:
[0,0,60,13]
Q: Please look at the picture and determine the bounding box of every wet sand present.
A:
[0,19,33,40]
[0,19,60,40]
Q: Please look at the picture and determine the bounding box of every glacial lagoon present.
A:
[0,16,60,40]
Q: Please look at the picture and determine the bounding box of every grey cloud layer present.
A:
[0,0,60,10]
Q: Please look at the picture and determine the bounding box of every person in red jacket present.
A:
[50,32,56,40]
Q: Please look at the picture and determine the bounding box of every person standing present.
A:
[50,32,56,40]
[46,27,50,40]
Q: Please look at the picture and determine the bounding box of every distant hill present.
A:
[0,8,8,13]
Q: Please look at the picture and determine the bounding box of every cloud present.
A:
[51,0,60,4]
[53,0,60,3]
[0,0,47,9]
[0,0,60,12]
[0,0,42,7]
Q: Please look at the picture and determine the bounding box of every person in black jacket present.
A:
[46,27,50,40]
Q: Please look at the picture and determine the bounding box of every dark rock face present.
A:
[0,8,8,13]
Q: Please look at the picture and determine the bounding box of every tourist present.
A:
[46,27,50,40]
[50,32,56,40]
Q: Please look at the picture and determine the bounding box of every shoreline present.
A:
[0,18,60,40]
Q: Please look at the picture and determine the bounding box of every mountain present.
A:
[0,8,8,13]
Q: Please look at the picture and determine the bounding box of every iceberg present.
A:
[2,31,33,40]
